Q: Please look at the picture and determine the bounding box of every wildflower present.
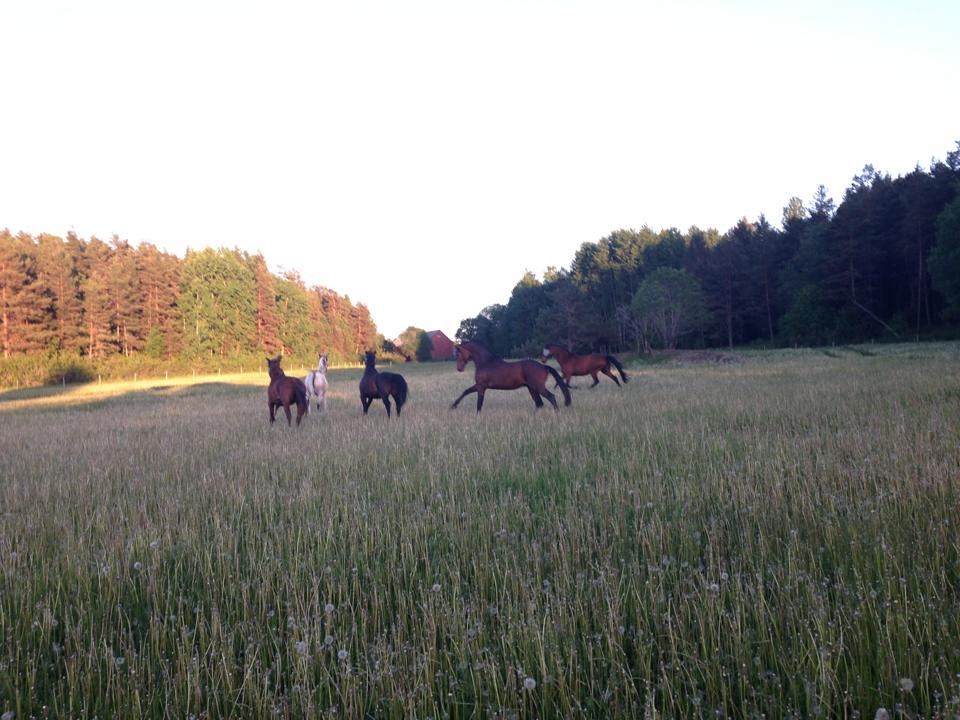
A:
[523,677,537,690]
[295,641,308,657]
[432,583,441,593]
[899,678,914,692]
[337,649,349,662]
[325,603,335,614]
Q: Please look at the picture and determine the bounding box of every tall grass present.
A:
[1,345,958,718]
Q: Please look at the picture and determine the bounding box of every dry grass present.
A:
[1,345,959,718]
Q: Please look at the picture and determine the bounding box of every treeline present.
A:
[457,143,960,354]
[0,232,378,385]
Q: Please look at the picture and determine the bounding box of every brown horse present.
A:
[359,351,408,417]
[266,355,308,426]
[542,344,629,388]
[451,340,571,413]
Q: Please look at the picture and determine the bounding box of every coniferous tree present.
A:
[36,233,84,352]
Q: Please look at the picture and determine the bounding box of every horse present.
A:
[304,353,329,413]
[266,355,308,426]
[542,344,630,388]
[359,351,408,417]
[450,340,571,413]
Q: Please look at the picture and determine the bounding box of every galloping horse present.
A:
[450,340,571,413]
[266,355,308,426]
[304,353,329,413]
[359,351,408,418]
[542,344,630,388]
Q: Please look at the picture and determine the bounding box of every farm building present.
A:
[426,330,455,360]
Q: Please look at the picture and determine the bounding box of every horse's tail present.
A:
[394,375,408,412]
[294,381,308,412]
[543,364,571,406]
[607,354,629,383]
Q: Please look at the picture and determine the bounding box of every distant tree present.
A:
[274,272,313,357]
[415,331,434,361]
[929,195,960,319]
[248,254,281,354]
[629,268,706,350]
[780,285,835,346]
[397,326,428,361]
[0,230,48,357]
[35,233,83,352]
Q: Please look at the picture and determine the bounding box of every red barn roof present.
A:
[426,330,455,360]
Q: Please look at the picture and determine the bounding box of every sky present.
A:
[1,0,958,340]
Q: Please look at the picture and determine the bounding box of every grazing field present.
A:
[1,344,959,719]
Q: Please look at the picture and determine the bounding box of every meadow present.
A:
[1,344,959,719]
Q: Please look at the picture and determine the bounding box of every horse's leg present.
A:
[269,401,276,423]
[450,384,479,409]
[283,401,293,426]
[565,371,578,389]
[361,395,372,414]
[541,386,560,410]
[296,402,306,426]
[526,386,545,410]
[589,371,600,388]
[601,366,621,386]
[383,396,392,418]
[393,391,401,417]
[475,388,486,414]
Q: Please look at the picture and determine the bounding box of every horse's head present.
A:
[266,355,284,379]
[364,351,377,370]
[319,353,328,371]
[455,344,472,372]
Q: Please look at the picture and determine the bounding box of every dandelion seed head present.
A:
[524,677,537,690]
[324,603,335,614]
[133,561,142,572]
[874,709,890,720]
[295,641,308,657]
[899,678,914,692]
[432,583,441,593]
[2,711,15,720]
[115,656,125,667]
[337,649,349,661]
[720,572,729,581]
[149,540,160,550]
[708,583,720,593]
[324,635,334,646]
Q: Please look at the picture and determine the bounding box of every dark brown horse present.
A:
[359,351,408,417]
[266,355,308,426]
[542,344,629,388]
[451,341,571,413]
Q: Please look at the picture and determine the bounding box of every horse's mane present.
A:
[460,340,499,363]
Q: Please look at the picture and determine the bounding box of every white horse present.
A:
[304,353,329,413]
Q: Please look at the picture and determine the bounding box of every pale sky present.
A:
[2,0,958,340]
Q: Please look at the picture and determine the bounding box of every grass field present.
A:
[1,344,959,719]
